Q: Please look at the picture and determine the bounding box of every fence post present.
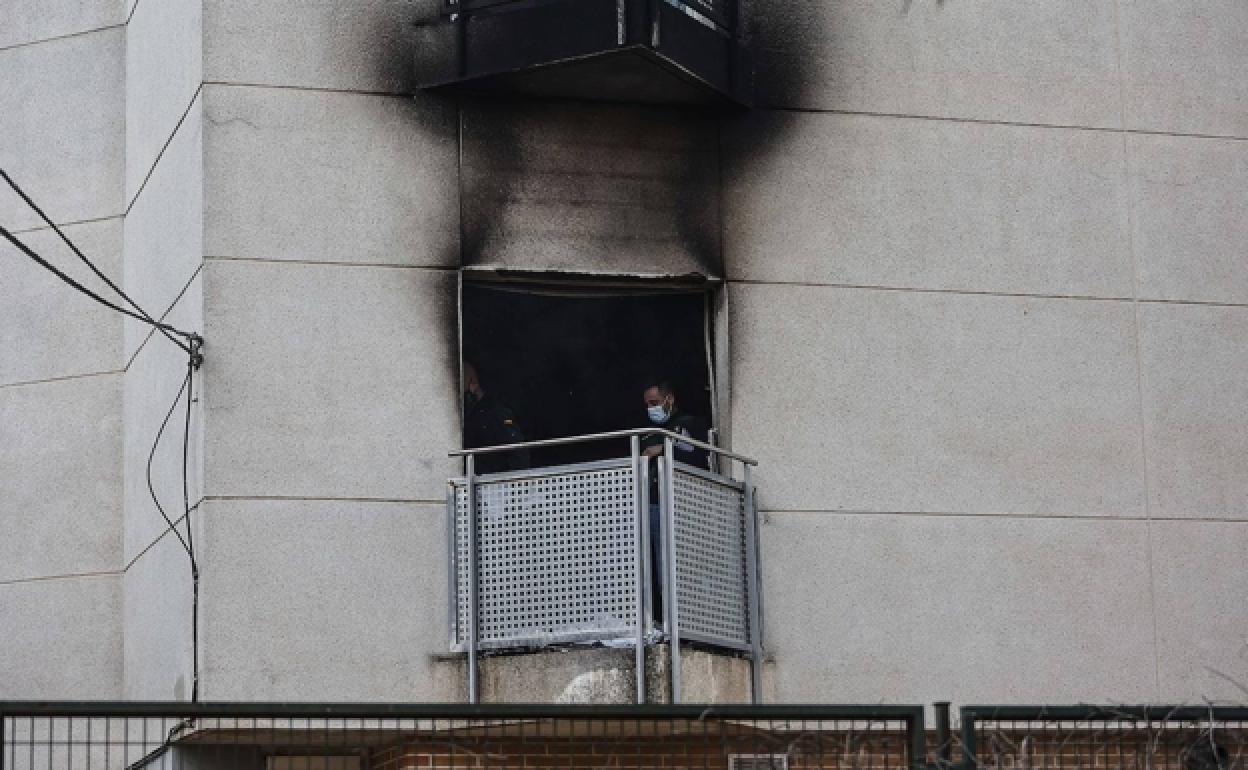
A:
[934,701,952,767]
[960,707,977,770]
[910,707,929,770]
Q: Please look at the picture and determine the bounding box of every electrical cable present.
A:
[182,353,201,703]
[0,168,193,352]
[145,357,203,703]
[5,177,206,703]
[146,369,195,561]
[0,224,193,355]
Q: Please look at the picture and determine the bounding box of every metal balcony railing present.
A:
[448,429,761,705]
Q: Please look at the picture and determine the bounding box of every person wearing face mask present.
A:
[638,377,709,627]
[640,378,709,468]
[462,360,530,474]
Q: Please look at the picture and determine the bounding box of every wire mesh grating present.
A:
[670,466,750,648]
[452,460,640,649]
[962,708,1248,770]
[0,709,922,770]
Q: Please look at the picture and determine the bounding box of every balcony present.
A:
[413,0,752,107]
[448,428,762,703]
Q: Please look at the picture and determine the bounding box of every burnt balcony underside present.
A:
[414,0,752,107]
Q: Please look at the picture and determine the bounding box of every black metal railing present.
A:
[960,705,1248,770]
[0,703,927,770]
[7,701,1248,770]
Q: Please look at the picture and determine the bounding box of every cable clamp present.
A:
[188,334,205,370]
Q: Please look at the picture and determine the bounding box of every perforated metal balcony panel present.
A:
[413,0,752,108]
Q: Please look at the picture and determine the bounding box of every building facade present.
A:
[2,0,1247,707]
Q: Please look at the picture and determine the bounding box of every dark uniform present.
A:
[463,393,530,474]
[641,410,710,472]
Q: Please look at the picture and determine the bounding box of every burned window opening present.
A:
[461,281,715,472]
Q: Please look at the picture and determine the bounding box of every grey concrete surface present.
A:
[123,94,204,361]
[123,274,202,564]
[460,99,720,278]
[0,0,121,49]
[202,85,458,267]
[729,283,1146,516]
[749,0,1121,128]
[1151,520,1248,702]
[201,259,456,501]
[1138,304,1248,519]
[0,574,122,697]
[1,218,124,386]
[198,499,453,700]
[1120,0,1248,138]
[438,644,756,703]
[0,27,124,231]
[124,532,195,700]
[204,0,420,93]
[760,511,1158,704]
[0,374,122,582]
[1129,134,1248,305]
[125,0,202,201]
[723,111,1132,297]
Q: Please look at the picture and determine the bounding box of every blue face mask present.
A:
[647,403,670,425]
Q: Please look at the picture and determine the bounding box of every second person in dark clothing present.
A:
[463,361,530,474]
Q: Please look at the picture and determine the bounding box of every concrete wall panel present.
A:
[0,28,124,230]
[1139,304,1248,520]
[1,219,123,385]
[761,512,1157,704]
[750,0,1120,127]
[123,533,195,700]
[125,0,202,199]
[0,1,121,49]
[204,0,419,93]
[0,575,122,698]
[1120,0,1248,138]
[1130,134,1248,305]
[729,283,1145,517]
[203,85,458,267]
[723,111,1132,297]
[0,374,122,582]
[199,499,453,700]
[202,260,456,501]
[461,99,720,278]
[124,96,204,361]
[1152,520,1248,702]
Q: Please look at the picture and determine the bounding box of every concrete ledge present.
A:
[433,644,763,704]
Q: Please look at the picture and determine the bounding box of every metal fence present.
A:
[448,429,761,705]
[0,703,926,770]
[960,706,1248,770]
[7,702,1248,770]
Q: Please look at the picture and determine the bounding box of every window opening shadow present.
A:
[462,282,713,470]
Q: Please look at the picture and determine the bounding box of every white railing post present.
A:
[465,453,479,704]
[743,462,763,703]
[662,437,681,703]
[631,434,646,704]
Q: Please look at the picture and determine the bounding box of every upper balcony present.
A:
[448,428,762,704]
[413,0,752,108]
